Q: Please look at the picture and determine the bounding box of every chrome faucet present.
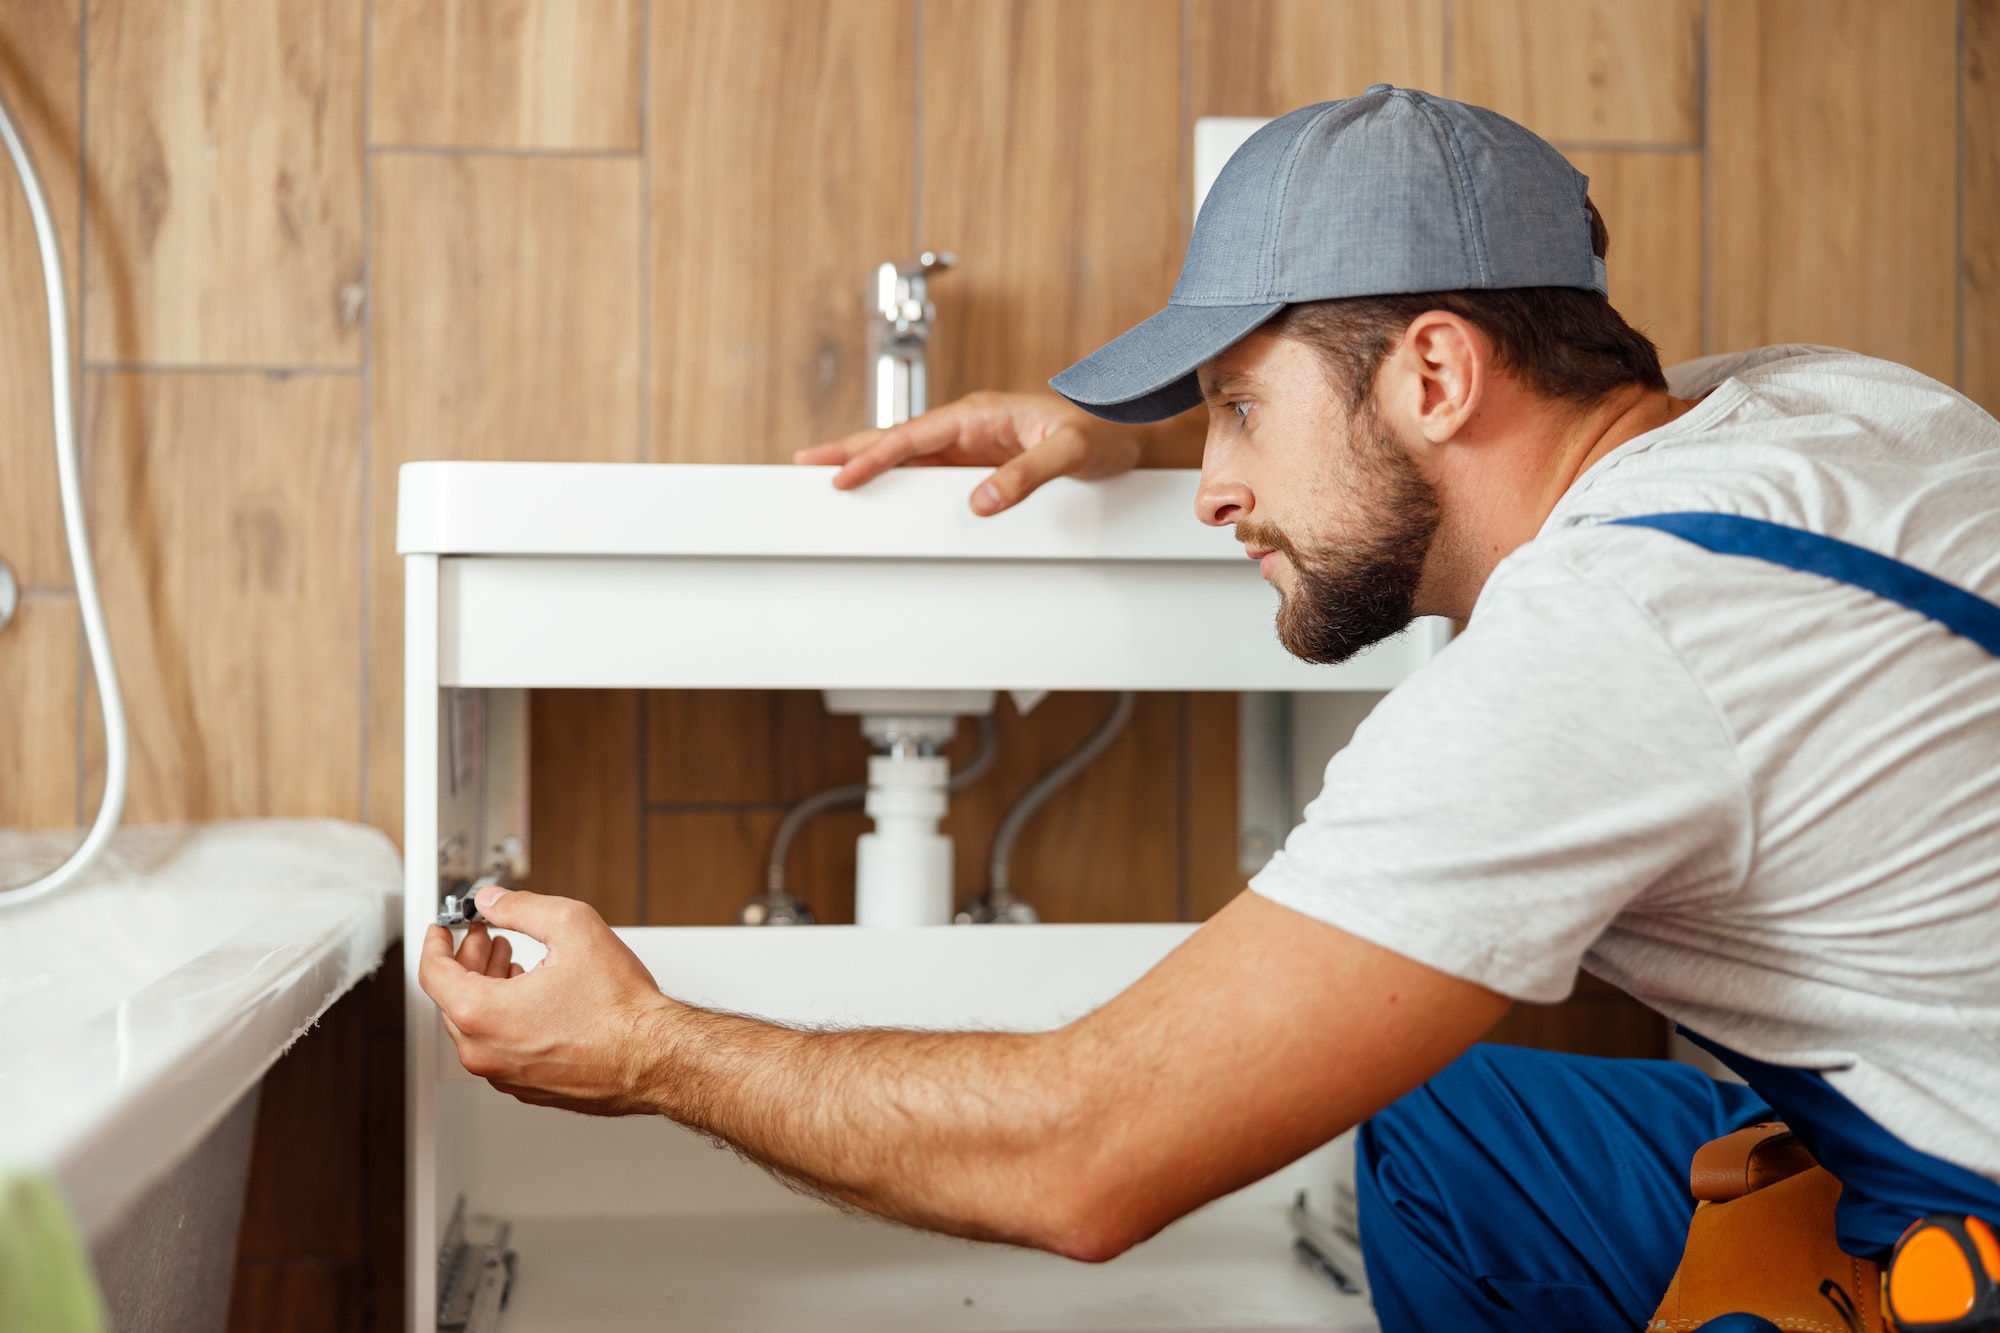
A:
[871,251,954,428]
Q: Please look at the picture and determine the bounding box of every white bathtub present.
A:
[0,818,398,1320]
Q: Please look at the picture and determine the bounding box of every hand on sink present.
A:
[794,390,1143,515]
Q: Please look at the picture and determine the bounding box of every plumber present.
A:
[422,87,2000,1332]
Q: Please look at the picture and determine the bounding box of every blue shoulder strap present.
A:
[1616,514,2000,1248]
[1611,511,2000,657]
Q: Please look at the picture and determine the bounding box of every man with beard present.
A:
[422,89,2000,1331]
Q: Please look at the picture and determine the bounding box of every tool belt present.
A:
[1648,1123,2000,1333]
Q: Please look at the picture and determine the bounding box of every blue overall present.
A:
[1355,513,2000,1333]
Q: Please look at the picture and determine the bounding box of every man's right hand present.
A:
[794,390,1144,516]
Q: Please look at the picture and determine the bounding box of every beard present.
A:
[1238,407,1442,666]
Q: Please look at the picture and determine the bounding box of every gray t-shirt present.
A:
[1250,346,2000,1181]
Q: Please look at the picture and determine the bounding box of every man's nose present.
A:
[1195,467,1252,528]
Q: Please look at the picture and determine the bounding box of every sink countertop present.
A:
[396,462,1238,561]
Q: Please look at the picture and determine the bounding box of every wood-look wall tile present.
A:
[368,157,641,461]
[650,0,911,461]
[371,0,642,151]
[1013,692,1183,923]
[1566,151,1702,367]
[645,690,781,804]
[84,372,362,823]
[1190,0,1444,116]
[367,155,641,840]
[1453,0,1701,144]
[1967,0,2000,415]
[942,692,1183,924]
[644,808,783,925]
[1183,691,1243,920]
[769,689,874,799]
[1710,0,1957,378]
[530,690,641,923]
[644,690,876,806]
[0,1,82,589]
[83,0,363,366]
[1484,975,1668,1060]
[785,807,866,925]
[634,692,1193,925]
[922,1,1182,402]
[0,593,79,830]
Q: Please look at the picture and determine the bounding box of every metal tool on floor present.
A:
[1289,1189,1365,1296]
[437,1194,516,1333]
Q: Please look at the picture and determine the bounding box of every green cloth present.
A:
[0,1167,105,1333]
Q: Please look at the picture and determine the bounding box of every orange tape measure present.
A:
[1888,1214,2000,1333]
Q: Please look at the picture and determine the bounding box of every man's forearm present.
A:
[640,1000,1125,1257]
[425,890,1508,1267]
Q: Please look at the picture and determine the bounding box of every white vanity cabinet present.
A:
[399,462,1439,1332]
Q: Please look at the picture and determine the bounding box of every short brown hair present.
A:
[1269,198,1666,409]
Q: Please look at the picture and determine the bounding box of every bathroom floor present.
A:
[494,1206,1376,1332]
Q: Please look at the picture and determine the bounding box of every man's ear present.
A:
[1382,311,1485,445]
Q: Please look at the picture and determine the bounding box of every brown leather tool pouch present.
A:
[1648,1122,1886,1332]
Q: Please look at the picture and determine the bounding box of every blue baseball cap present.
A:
[1049,86,1607,423]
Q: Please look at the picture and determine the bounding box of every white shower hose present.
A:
[0,84,129,905]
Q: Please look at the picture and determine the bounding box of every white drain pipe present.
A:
[854,713,959,927]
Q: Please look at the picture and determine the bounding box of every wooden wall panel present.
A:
[615,690,1199,925]
[1567,151,1703,367]
[0,0,80,834]
[1190,0,1445,116]
[646,690,784,804]
[368,157,642,464]
[357,990,405,1333]
[785,808,867,924]
[83,0,364,366]
[235,986,365,1262]
[370,0,643,151]
[922,1,1182,403]
[367,155,642,838]
[83,372,363,822]
[0,1,82,589]
[529,689,641,924]
[1967,0,2000,415]
[1710,0,1958,378]
[646,808,785,926]
[771,689,885,796]
[1484,973,1669,1060]
[0,594,79,830]
[228,960,402,1333]
[224,1266,349,1333]
[644,689,872,805]
[1184,691,1243,920]
[650,0,911,462]
[940,692,1185,924]
[1454,0,1701,144]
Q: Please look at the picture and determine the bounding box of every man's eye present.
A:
[1232,401,1251,420]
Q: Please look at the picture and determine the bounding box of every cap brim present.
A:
[1049,301,1285,423]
